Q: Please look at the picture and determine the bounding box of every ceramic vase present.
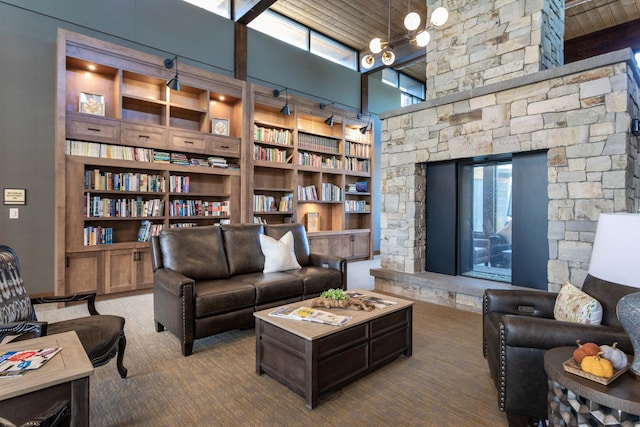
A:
[617,292,640,379]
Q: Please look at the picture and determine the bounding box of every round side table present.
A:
[544,347,640,426]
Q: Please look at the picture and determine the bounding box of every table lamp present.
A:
[588,212,640,379]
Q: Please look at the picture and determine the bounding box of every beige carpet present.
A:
[36,291,508,426]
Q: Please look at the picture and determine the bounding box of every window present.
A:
[181,0,229,18]
[382,68,425,106]
[310,32,357,69]
[459,161,512,282]
[249,10,357,71]
[248,10,308,50]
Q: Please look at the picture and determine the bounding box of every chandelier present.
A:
[361,0,449,69]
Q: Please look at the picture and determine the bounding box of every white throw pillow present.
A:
[554,281,603,325]
[259,231,302,273]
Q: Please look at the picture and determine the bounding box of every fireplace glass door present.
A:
[459,161,512,282]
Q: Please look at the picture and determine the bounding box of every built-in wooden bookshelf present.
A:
[55,30,374,297]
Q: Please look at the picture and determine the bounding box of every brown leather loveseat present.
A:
[151,223,347,356]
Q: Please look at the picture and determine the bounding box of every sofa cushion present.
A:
[236,272,303,304]
[282,266,342,296]
[554,281,603,325]
[259,231,302,273]
[158,226,229,281]
[193,279,256,318]
[221,224,265,276]
[264,224,310,267]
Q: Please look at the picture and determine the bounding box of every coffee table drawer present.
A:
[317,324,368,356]
[318,343,368,390]
[371,309,409,336]
[371,327,410,367]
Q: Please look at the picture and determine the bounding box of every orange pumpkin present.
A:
[573,339,600,363]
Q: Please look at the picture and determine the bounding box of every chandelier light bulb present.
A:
[369,37,384,54]
[404,12,421,31]
[430,7,449,27]
[361,54,375,69]
[381,49,395,66]
[415,30,431,47]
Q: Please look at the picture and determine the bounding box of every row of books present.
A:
[298,184,318,201]
[297,152,342,169]
[345,158,370,172]
[84,169,166,192]
[253,145,291,163]
[168,200,230,217]
[298,132,340,153]
[83,226,113,246]
[345,128,371,143]
[345,200,371,213]
[84,196,164,218]
[136,220,164,242]
[66,140,153,162]
[346,182,368,193]
[169,175,191,193]
[320,182,343,202]
[346,141,371,158]
[253,194,293,213]
[68,141,234,169]
[254,125,293,145]
[169,219,231,228]
[252,216,294,224]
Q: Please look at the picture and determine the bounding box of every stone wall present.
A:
[380,50,640,291]
[426,0,564,99]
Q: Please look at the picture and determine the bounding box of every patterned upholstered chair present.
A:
[0,245,127,378]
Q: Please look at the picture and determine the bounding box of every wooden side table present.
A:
[544,346,640,426]
[0,331,94,426]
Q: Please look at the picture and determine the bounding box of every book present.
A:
[0,347,62,377]
[346,292,397,309]
[269,306,351,327]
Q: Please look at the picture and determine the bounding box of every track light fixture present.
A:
[361,0,449,70]
[273,88,291,116]
[320,102,335,127]
[164,55,180,91]
[357,114,372,134]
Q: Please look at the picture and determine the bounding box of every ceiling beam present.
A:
[564,19,640,64]
[233,0,277,25]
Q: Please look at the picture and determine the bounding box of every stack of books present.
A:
[170,153,189,166]
[154,151,170,164]
[208,157,228,168]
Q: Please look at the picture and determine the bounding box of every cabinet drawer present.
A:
[208,137,240,158]
[121,123,166,149]
[169,131,206,152]
[66,114,120,143]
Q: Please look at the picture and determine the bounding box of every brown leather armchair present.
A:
[483,275,635,424]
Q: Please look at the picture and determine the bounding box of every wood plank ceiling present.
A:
[262,0,640,84]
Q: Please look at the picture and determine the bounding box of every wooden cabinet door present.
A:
[104,249,136,294]
[351,233,371,259]
[65,252,103,294]
[136,248,154,289]
[330,235,352,259]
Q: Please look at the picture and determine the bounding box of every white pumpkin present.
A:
[599,342,628,370]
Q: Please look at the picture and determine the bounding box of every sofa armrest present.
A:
[501,315,632,352]
[308,253,347,290]
[154,268,195,298]
[484,289,557,318]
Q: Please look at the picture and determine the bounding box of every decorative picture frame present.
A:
[306,212,320,233]
[79,92,105,116]
[212,118,229,136]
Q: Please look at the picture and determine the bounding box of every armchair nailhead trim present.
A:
[499,322,507,412]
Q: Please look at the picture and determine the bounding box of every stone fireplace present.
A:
[372,0,640,311]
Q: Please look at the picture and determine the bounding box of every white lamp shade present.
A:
[404,12,421,31]
[369,38,384,54]
[430,7,449,27]
[381,49,395,66]
[361,55,375,69]
[588,213,640,288]
[415,30,431,47]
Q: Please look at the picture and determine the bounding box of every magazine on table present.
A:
[269,306,351,327]
[346,291,398,309]
[0,347,62,377]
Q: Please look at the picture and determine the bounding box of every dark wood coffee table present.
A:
[254,290,413,408]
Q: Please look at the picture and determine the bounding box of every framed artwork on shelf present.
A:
[212,118,229,136]
[79,92,105,116]
[306,212,319,233]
